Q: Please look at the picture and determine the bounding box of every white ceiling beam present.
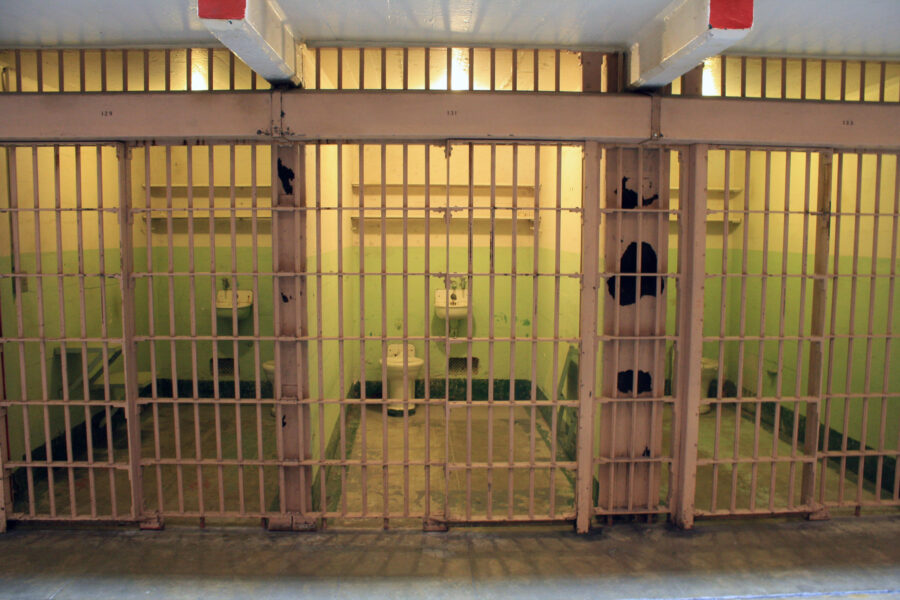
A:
[199,0,302,87]
[628,0,753,90]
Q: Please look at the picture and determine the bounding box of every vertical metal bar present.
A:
[176,144,191,515]
[550,144,563,517]
[229,144,245,515]
[468,47,475,91]
[801,59,808,100]
[711,150,732,511]
[52,147,77,517]
[720,56,726,97]
[14,50,22,92]
[490,48,496,91]
[338,47,344,89]
[207,144,224,519]
[360,48,366,89]
[512,50,518,92]
[141,144,161,516]
[770,151,793,511]
[487,143,497,520]
[672,144,708,529]
[606,147,623,515]
[840,60,847,101]
[423,143,432,521]
[358,143,368,516]
[117,143,143,522]
[37,50,43,92]
[314,145,325,517]
[446,47,452,90]
[336,142,347,517]
[251,144,266,515]
[839,153,865,505]
[729,151,752,512]
[75,146,99,517]
[860,153,882,504]
[379,143,388,526]
[164,50,170,92]
[228,51,235,91]
[508,144,518,519]
[314,47,321,89]
[78,50,85,92]
[443,141,451,522]
[186,48,192,91]
[274,143,311,525]
[858,60,866,102]
[401,143,410,518]
[529,144,540,519]
[883,153,900,502]
[8,147,36,516]
[96,146,117,517]
[209,144,223,515]
[57,49,64,92]
[466,143,474,521]
[761,57,768,98]
[381,48,387,90]
[749,151,773,512]
[740,56,747,97]
[780,58,787,99]
[818,60,826,101]
[31,146,55,517]
[425,47,431,90]
[576,142,600,533]
[120,50,127,92]
[207,48,213,91]
[789,151,814,509]
[820,153,845,504]
[803,151,832,510]
[554,50,561,92]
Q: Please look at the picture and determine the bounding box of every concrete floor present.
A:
[0,515,898,599]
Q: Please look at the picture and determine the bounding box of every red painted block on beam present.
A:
[198,0,246,20]
[709,0,753,30]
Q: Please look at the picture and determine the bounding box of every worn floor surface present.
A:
[0,515,898,599]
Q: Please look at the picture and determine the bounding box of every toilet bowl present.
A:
[380,344,423,416]
[699,357,719,415]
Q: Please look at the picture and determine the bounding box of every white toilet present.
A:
[380,344,424,416]
[699,357,719,415]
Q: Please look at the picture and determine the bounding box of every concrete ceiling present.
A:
[1,0,898,59]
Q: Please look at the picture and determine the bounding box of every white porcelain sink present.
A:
[434,288,468,320]
[216,290,253,321]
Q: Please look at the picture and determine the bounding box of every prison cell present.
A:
[0,41,899,531]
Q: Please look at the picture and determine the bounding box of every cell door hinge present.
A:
[266,513,319,532]
[139,513,165,530]
[422,518,449,532]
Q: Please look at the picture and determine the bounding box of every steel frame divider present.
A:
[270,142,314,530]
[576,141,600,533]
[117,143,152,527]
[672,144,708,529]
[801,150,833,518]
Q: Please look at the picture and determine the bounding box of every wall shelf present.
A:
[669,187,744,225]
